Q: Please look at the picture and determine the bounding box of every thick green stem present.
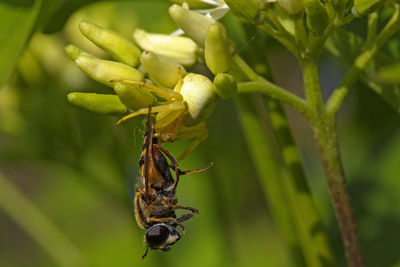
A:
[234,54,335,267]
[260,99,336,267]
[311,116,365,267]
[302,58,365,267]
[301,60,324,115]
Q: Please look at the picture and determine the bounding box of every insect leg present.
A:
[161,200,199,214]
[148,216,185,231]
[178,162,214,176]
[177,213,194,223]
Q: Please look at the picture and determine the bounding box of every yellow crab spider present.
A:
[115,73,217,160]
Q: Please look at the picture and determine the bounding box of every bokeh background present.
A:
[1,1,400,267]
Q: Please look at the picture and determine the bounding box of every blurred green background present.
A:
[0,1,400,267]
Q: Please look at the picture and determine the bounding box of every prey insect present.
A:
[134,106,212,259]
[115,72,217,161]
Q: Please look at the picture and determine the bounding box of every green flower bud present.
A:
[168,0,217,9]
[140,51,187,88]
[352,0,384,17]
[67,93,127,115]
[224,0,261,20]
[71,54,144,88]
[278,0,304,15]
[79,20,141,67]
[304,0,329,36]
[205,23,231,75]
[169,4,215,47]
[213,73,237,99]
[133,29,198,67]
[180,73,217,126]
[113,81,157,110]
[64,44,91,61]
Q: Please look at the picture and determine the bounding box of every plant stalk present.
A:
[234,54,335,267]
[312,116,364,267]
[301,59,365,267]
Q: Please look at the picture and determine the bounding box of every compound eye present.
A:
[146,224,170,247]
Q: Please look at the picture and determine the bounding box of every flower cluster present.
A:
[66,0,384,160]
[66,2,238,160]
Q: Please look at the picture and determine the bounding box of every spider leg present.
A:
[117,102,185,125]
[175,122,209,161]
[112,79,183,101]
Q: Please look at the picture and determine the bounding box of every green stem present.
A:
[258,23,299,56]
[234,55,335,267]
[0,172,86,267]
[366,11,379,43]
[233,55,310,117]
[237,82,309,116]
[301,58,365,267]
[294,17,308,49]
[301,59,324,115]
[311,116,365,267]
[260,98,336,267]
[327,4,400,116]
[307,13,355,59]
[265,8,295,43]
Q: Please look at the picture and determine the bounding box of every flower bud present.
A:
[133,29,198,67]
[213,73,237,99]
[352,0,384,17]
[168,0,218,9]
[168,4,215,47]
[205,23,231,75]
[71,54,144,88]
[180,73,217,126]
[113,81,158,110]
[224,0,261,20]
[67,93,127,115]
[278,0,304,15]
[65,44,91,61]
[304,0,329,36]
[79,20,141,67]
[140,51,187,88]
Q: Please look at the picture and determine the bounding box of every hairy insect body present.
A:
[134,107,212,258]
[134,187,176,230]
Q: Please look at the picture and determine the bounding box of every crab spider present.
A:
[115,73,216,160]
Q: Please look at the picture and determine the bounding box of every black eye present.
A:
[146,224,170,247]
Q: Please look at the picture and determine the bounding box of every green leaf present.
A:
[326,30,400,113]
[0,0,41,88]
